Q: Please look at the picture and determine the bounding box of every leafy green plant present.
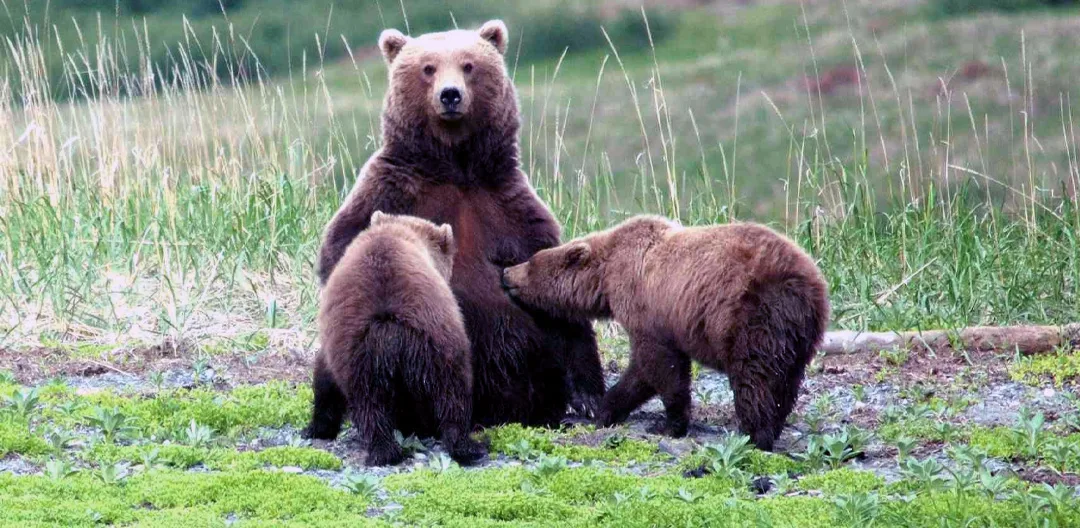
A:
[428,452,457,473]
[900,457,947,491]
[395,431,427,458]
[3,387,40,421]
[1014,409,1046,458]
[702,433,753,477]
[44,459,77,480]
[852,385,866,403]
[1043,438,1078,475]
[879,348,910,367]
[85,407,134,442]
[894,436,919,461]
[674,487,703,503]
[794,435,828,471]
[340,469,381,500]
[821,427,868,469]
[94,462,130,485]
[45,428,77,453]
[532,455,569,480]
[179,420,215,448]
[834,492,881,527]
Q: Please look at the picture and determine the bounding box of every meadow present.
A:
[1,0,1080,526]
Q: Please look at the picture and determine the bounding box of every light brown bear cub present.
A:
[303,212,486,466]
[501,216,829,451]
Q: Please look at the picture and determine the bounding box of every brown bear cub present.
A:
[502,216,829,451]
[303,211,486,466]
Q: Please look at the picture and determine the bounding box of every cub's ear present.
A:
[564,242,591,267]
[370,210,386,225]
[436,224,455,254]
[379,29,409,64]
[478,20,508,55]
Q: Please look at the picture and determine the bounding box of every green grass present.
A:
[2,0,1080,525]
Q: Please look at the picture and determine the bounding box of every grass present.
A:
[1,0,1080,525]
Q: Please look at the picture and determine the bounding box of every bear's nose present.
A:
[440,87,462,107]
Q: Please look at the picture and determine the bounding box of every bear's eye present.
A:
[423,65,436,76]
[463,62,474,74]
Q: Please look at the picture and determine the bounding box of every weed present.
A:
[340,470,381,500]
[94,462,130,485]
[879,348,911,367]
[44,459,77,480]
[395,431,427,458]
[85,407,134,443]
[44,428,76,452]
[833,492,881,527]
[428,452,457,474]
[532,455,570,480]
[179,420,215,448]
[702,433,753,477]
[1014,409,1046,458]
[894,436,919,461]
[900,457,948,492]
[3,387,40,421]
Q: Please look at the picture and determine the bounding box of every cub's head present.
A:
[501,240,609,320]
[379,20,510,144]
[370,211,455,280]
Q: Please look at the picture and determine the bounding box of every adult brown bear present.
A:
[313,21,604,428]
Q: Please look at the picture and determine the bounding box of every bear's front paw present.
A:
[568,390,601,419]
[365,442,405,466]
[646,419,688,438]
[448,438,489,466]
[300,423,340,441]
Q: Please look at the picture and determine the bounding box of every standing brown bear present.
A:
[501,216,830,451]
[305,212,486,466]
[314,21,604,428]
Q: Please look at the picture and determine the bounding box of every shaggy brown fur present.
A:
[303,212,486,466]
[315,21,604,427]
[502,216,830,450]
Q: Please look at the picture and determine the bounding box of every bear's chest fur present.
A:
[410,183,530,302]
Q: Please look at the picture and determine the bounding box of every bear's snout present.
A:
[439,86,464,119]
[501,266,524,295]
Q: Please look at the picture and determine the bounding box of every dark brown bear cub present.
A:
[303,212,486,466]
[502,216,830,451]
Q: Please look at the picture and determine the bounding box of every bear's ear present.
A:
[379,29,409,64]
[478,20,508,55]
[370,210,386,225]
[564,242,591,267]
[436,224,455,254]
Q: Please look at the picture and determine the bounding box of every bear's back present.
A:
[321,225,458,336]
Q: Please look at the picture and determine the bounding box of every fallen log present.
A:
[819,323,1080,356]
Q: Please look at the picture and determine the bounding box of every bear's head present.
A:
[370,211,456,280]
[501,240,609,320]
[379,20,512,146]
[502,215,678,319]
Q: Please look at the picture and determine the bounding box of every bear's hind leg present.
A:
[728,361,783,451]
[301,353,347,440]
[352,383,403,466]
[421,343,488,465]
